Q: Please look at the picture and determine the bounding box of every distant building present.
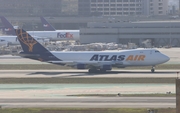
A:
[78,0,168,16]
[61,0,78,16]
[0,0,169,17]
[0,0,62,17]
[80,21,180,47]
[78,0,91,16]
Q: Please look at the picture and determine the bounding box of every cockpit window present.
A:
[0,39,5,42]
[155,50,160,53]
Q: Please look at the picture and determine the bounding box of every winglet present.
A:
[40,17,56,31]
[0,16,16,35]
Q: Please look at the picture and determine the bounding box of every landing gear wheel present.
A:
[100,69,107,73]
[151,68,155,73]
[88,68,97,73]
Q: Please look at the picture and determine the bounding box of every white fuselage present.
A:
[27,30,79,41]
[0,36,18,46]
[0,30,79,46]
[0,38,9,46]
[0,35,46,46]
[49,48,170,68]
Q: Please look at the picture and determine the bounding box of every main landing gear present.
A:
[88,68,107,73]
[88,68,98,73]
[151,66,155,73]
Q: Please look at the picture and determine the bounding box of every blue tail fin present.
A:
[15,29,61,61]
[0,16,16,35]
[40,17,56,31]
[15,29,49,54]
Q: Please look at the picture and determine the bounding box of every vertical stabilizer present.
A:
[40,17,56,31]
[0,16,16,35]
[15,29,49,54]
[15,29,61,61]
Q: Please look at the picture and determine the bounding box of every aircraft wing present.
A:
[48,61,113,64]
[47,61,124,67]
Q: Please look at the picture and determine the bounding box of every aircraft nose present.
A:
[162,55,170,63]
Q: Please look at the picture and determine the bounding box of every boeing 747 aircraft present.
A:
[0,16,80,41]
[15,29,170,73]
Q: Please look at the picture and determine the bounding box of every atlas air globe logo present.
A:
[16,29,37,52]
[57,32,73,39]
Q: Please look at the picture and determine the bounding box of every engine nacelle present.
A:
[100,65,112,70]
[115,62,125,68]
[76,64,86,69]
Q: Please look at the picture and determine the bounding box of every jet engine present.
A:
[76,64,86,69]
[100,65,112,70]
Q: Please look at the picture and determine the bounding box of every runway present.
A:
[0,80,175,108]
[0,53,178,108]
[0,70,179,78]
[0,97,175,108]
[0,84,175,98]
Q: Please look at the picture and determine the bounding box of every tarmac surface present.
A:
[0,70,178,78]
[0,70,176,108]
[0,65,178,108]
[0,97,175,108]
[0,84,175,98]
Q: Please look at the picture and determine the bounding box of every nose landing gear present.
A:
[151,66,155,73]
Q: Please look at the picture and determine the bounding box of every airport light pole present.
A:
[169,21,172,48]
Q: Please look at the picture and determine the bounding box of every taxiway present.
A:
[0,97,175,108]
[0,70,178,78]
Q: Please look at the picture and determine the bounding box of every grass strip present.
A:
[0,108,176,113]
[0,78,176,84]
[67,93,175,97]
